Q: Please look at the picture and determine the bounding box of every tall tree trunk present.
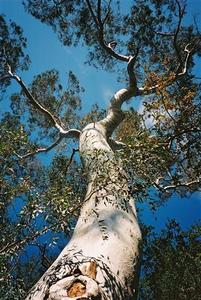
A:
[26,86,142,300]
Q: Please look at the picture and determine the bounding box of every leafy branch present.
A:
[2,64,80,158]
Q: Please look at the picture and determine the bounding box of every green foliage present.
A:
[23,0,201,75]
[139,220,201,300]
[0,14,30,92]
[1,0,201,298]
[11,69,84,138]
[0,112,86,298]
[23,0,122,69]
[117,99,201,204]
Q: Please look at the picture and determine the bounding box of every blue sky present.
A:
[1,0,201,231]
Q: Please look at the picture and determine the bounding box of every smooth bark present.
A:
[26,93,142,299]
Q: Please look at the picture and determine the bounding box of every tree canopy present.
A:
[0,0,201,299]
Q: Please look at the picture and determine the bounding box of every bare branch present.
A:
[138,2,194,95]
[155,178,201,191]
[102,0,112,24]
[64,148,79,175]
[14,135,64,159]
[100,37,130,62]
[15,129,80,159]
[137,41,195,96]
[85,0,129,62]
[98,52,139,136]
[177,43,193,76]
[97,0,102,25]
[8,69,66,133]
[153,30,175,37]
[3,63,81,159]
[85,0,99,27]
[99,87,136,137]
[5,65,80,137]
[173,0,186,65]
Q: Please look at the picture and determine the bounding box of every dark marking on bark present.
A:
[87,260,97,279]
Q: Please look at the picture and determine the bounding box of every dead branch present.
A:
[64,148,79,175]
[156,178,201,191]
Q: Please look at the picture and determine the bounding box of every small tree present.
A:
[1,0,201,299]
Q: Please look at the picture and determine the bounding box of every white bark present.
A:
[26,86,141,299]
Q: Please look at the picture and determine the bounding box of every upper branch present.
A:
[155,178,201,192]
[173,0,186,66]
[127,51,139,88]
[5,65,80,137]
[99,57,139,137]
[85,0,129,62]
[138,41,195,95]
[7,67,65,133]
[2,64,81,158]
[139,1,195,95]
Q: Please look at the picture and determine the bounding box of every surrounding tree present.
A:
[0,0,201,299]
[139,220,201,300]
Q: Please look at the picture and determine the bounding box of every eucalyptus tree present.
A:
[139,220,201,300]
[1,0,201,299]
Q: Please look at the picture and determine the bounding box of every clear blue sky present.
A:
[1,0,201,231]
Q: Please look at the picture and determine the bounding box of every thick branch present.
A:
[127,52,139,88]
[99,55,139,137]
[3,65,81,158]
[99,88,135,137]
[177,43,192,76]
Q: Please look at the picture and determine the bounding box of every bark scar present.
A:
[80,260,97,280]
[67,280,86,297]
